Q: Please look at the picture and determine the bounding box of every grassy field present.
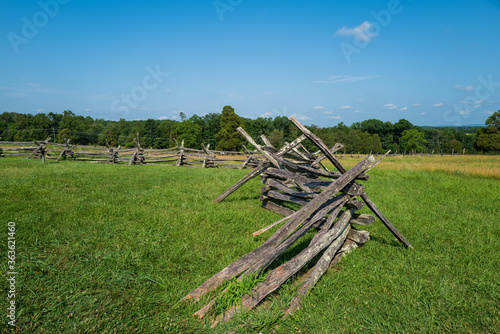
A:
[1,156,499,333]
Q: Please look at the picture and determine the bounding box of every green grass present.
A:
[0,158,499,333]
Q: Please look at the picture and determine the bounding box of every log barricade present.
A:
[185,117,413,327]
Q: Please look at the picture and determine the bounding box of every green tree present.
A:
[268,129,284,148]
[444,139,462,154]
[474,111,500,152]
[485,110,500,128]
[399,129,426,152]
[216,106,245,151]
[169,121,201,148]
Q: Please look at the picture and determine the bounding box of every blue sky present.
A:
[1,0,500,126]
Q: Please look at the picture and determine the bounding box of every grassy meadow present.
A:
[0,155,499,333]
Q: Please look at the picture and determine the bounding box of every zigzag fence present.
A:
[0,138,264,169]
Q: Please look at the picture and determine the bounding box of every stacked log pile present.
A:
[184,116,412,327]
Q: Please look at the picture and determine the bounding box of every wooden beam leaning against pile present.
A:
[184,116,413,326]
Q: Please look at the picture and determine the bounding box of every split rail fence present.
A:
[0,138,263,169]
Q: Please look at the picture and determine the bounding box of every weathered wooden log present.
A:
[276,135,307,156]
[261,200,295,216]
[248,196,350,276]
[175,139,184,166]
[359,192,413,249]
[237,127,281,168]
[311,143,344,167]
[350,214,376,226]
[265,191,310,207]
[284,225,351,316]
[214,206,357,325]
[213,162,270,204]
[185,156,374,302]
[290,116,347,173]
[262,178,317,199]
[143,158,178,163]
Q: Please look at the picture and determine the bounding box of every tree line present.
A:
[1,107,498,154]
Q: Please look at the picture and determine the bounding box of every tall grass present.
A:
[0,158,498,333]
[327,154,500,180]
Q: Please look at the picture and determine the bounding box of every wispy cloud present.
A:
[433,103,443,107]
[400,106,407,111]
[339,105,352,110]
[412,103,422,107]
[384,103,398,110]
[420,112,427,115]
[158,116,169,120]
[322,111,333,115]
[291,113,310,121]
[312,106,325,110]
[354,110,362,113]
[459,109,471,115]
[483,110,493,115]
[327,115,341,119]
[334,21,378,42]
[454,84,474,91]
[259,112,274,118]
[314,75,381,84]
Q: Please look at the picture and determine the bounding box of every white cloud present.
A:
[314,75,381,84]
[36,108,44,113]
[339,105,352,110]
[473,99,484,108]
[312,106,325,110]
[400,106,407,111]
[483,110,493,115]
[291,113,310,121]
[384,103,398,110]
[327,115,342,119]
[171,115,180,120]
[322,111,333,114]
[433,103,443,107]
[420,112,426,115]
[358,99,364,103]
[334,21,378,42]
[412,103,422,107]
[354,110,362,113]
[459,110,471,115]
[259,112,274,118]
[84,108,91,112]
[454,84,474,91]
[158,116,169,120]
